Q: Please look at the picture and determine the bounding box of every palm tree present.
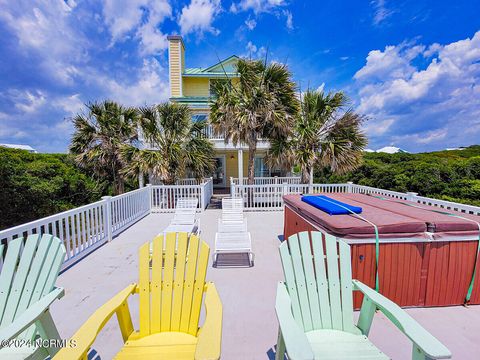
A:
[210,58,299,185]
[267,90,367,184]
[70,101,138,195]
[122,103,215,185]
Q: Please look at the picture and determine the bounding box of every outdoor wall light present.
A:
[230,155,235,159]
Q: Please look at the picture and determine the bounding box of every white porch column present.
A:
[237,148,244,185]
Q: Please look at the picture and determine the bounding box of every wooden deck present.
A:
[52,210,480,359]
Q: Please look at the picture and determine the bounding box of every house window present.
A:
[191,114,208,122]
[209,79,231,97]
[254,157,270,177]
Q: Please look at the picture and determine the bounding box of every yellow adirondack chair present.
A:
[54,232,222,360]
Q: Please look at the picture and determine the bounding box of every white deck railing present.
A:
[1,178,478,270]
[150,178,213,212]
[230,181,480,215]
[0,179,213,270]
[230,182,351,210]
[231,176,301,185]
[352,184,480,215]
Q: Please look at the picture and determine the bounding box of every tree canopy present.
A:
[0,148,106,230]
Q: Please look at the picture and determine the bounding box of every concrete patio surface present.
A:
[51,210,480,359]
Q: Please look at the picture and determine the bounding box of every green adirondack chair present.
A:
[0,234,66,359]
[275,231,452,360]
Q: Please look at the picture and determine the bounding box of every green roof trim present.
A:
[204,55,239,72]
[170,96,212,108]
[183,55,239,78]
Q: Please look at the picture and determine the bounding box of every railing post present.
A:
[146,184,152,212]
[347,181,353,193]
[230,177,235,196]
[406,191,418,202]
[102,196,113,242]
[200,183,206,211]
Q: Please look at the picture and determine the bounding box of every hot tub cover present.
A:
[283,194,427,239]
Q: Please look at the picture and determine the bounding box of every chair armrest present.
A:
[53,284,136,360]
[195,282,222,360]
[275,282,314,360]
[0,287,64,342]
[353,280,451,359]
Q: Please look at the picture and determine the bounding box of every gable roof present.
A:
[183,55,239,77]
[204,55,239,72]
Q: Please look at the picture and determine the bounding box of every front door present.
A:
[213,156,226,188]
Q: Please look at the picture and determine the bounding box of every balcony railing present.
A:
[203,125,224,140]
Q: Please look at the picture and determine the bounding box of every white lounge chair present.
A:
[214,197,253,267]
[161,198,200,235]
[213,232,254,267]
[218,197,247,233]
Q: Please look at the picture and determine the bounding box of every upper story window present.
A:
[209,79,231,97]
[191,114,208,122]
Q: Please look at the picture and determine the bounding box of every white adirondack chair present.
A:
[0,234,66,360]
[162,198,200,235]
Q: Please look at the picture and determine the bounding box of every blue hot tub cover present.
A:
[301,195,363,215]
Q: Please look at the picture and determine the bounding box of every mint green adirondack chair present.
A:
[0,234,66,359]
[275,231,451,360]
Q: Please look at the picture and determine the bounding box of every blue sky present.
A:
[0,0,479,153]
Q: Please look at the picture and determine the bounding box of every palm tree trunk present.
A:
[247,143,257,185]
[301,166,310,184]
[115,177,125,195]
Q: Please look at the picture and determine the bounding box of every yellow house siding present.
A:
[183,77,210,97]
[169,40,183,97]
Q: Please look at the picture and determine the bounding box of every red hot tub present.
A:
[283,193,480,308]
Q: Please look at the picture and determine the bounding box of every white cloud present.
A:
[100,58,169,106]
[231,0,286,14]
[53,94,84,115]
[245,41,267,58]
[364,118,394,136]
[390,128,448,145]
[0,0,87,83]
[371,0,394,25]
[316,83,325,93]
[102,1,169,38]
[355,31,480,150]
[179,0,221,35]
[102,0,171,54]
[3,90,47,114]
[245,17,257,30]
[137,23,169,55]
[284,10,293,30]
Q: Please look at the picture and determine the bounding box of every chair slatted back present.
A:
[0,234,66,334]
[138,232,209,337]
[221,198,244,223]
[172,199,198,225]
[279,231,356,334]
